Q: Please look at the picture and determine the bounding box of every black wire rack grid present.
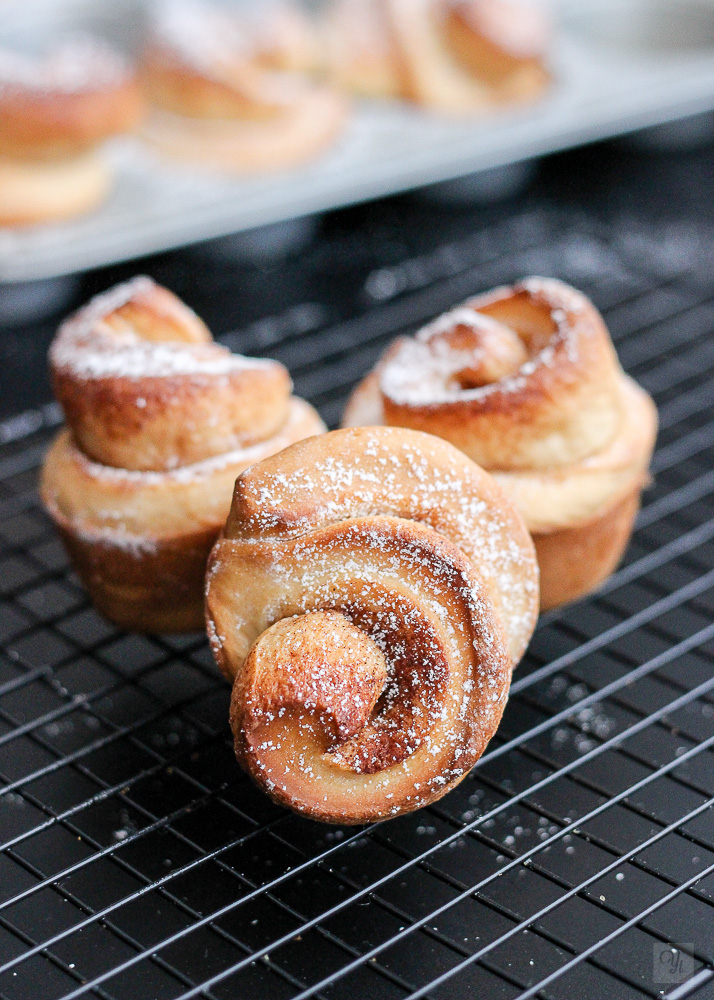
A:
[0,207,713,1000]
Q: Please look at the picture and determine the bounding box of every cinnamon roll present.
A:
[0,36,143,225]
[206,426,538,823]
[324,0,550,112]
[343,278,658,610]
[41,277,325,633]
[141,0,346,172]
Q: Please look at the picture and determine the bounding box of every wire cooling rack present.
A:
[0,207,713,1000]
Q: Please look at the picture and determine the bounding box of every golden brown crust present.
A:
[54,519,216,634]
[247,2,320,74]
[41,401,325,633]
[0,38,142,224]
[207,427,537,823]
[535,489,641,611]
[377,279,625,471]
[220,426,538,665]
[492,375,656,533]
[0,79,143,161]
[41,278,326,632]
[142,88,347,173]
[50,277,292,471]
[342,278,658,608]
[324,0,406,99]
[142,48,291,123]
[144,0,319,116]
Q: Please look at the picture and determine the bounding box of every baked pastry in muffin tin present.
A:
[141,0,347,172]
[0,36,143,225]
[325,0,550,112]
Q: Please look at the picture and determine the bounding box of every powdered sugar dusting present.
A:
[0,35,131,96]
[151,0,253,70]
[149,0,304,106]
[381,307,522,404]
[55,339,268,380]
[68,520,158,557]
[51,275,273,380]
[212,503,515,818]
[233,429,538,665]
[380,276,587,406]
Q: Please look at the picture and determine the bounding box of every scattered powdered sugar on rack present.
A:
[0,35,131,95]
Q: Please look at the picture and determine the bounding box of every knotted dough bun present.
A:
[206,427,538,822]
[142,0,346,172]
[41,277,325,632]
[343,278,658,609]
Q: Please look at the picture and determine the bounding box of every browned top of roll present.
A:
[375,278,624,471]
[441,0,550,83]
[325,0,549,110]
[50,276,292,472]
[218,425,539,666]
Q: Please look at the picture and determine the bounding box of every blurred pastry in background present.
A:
[141,0,347,172]
[238,0,320,74]
[323,0,404,100]
[324,0,550,113]
[0,36,143,226]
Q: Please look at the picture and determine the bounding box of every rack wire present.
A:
[0,204,713,1000]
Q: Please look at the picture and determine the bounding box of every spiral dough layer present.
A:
[41,277,325,632]
[206,427,538,823]
[342,277,658,609]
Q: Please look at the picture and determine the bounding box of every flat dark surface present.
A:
[0,125,713,999]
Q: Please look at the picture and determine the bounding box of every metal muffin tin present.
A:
[1,0,714,283]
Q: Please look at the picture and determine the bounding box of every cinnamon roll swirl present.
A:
[41,277,325,632]
[343,278,658,609]
[206,427,538,823]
